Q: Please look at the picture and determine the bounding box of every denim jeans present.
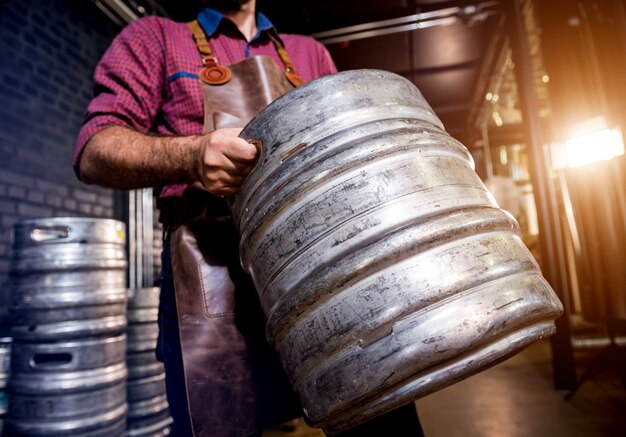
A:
[156,238,194,436]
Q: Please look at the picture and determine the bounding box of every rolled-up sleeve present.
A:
[73,17,166,177]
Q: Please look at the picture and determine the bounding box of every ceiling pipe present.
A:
[92,0,140,26]
[311,1,498,45]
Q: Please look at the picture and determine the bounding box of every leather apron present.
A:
[166,21,302,437]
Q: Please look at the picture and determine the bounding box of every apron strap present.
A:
[188,20,216,59]
[187,19,305,87]
[188,20,232,85]
[267,33,305,87]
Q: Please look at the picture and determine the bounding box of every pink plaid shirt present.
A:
[74,8,337,195]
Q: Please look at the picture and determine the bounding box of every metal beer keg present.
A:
[233,69,563,433]
[0,336,11,435]
[126,288,172,436]
[8,217,129,436]
[10,218,128,340]
[6,335,128,436]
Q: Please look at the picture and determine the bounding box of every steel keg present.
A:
[6,334,128,436]
[10,218,128,340]
[126,395,171,437]
[126,288,160,355]
[234,69,564,433]
[126,288,172,436]
[0,336,11,435]
[0,336,11,390]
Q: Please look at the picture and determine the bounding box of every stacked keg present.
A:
[0,336,11,434]
[126,287,172,436]
[6,218,129,436]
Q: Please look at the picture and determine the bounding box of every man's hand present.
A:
[196,128,259,196]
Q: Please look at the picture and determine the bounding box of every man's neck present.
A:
[223,2,257,41]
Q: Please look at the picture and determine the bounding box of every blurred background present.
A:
[0,0,625,435]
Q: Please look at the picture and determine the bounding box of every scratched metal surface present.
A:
[126,287,173,436]
[9,218,128,341]
[6,335,128,435]
[234,70,563,434]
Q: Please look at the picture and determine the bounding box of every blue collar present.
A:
[197,7,276,41]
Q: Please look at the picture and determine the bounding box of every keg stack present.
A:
[126,287,172,436]
[0,336,11,434]
[6,218,129,436]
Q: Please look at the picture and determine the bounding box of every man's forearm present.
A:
[78,126,201,190]
[78,125,258,196]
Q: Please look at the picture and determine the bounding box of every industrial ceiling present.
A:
[94,0,506,144]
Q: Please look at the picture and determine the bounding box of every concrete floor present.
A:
[264,340,626,436]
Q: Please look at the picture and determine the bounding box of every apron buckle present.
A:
[200,57,233,85]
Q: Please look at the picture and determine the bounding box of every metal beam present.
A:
[312,2,498,45]
[398,59,480,77]
[431,102,473,115]
[92,0,139,25]
[501,0,577,391]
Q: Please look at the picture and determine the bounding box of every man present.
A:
[75,1,423,435]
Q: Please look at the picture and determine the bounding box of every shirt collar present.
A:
[197,7,276,41]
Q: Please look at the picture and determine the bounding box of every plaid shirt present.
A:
[74,8,337,194]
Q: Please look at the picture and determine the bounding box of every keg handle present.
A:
[247,139,264,173]
[30,226,70,242]
[30,352,73,370]
[227,139,263,214]
[243,138,308,171]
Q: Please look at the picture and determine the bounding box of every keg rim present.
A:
[241,69,438,136]
[13,217,125,227]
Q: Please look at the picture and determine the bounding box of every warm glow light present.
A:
[565,128,624,168]
[499,146,508,165]
[492,111,503,127]
[542,74,550,83]
[485,92,493,101]
[491,94,499,103]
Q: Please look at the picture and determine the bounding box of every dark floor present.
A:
[264,340,626,437]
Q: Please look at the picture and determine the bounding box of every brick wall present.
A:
[0,0,121,311]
